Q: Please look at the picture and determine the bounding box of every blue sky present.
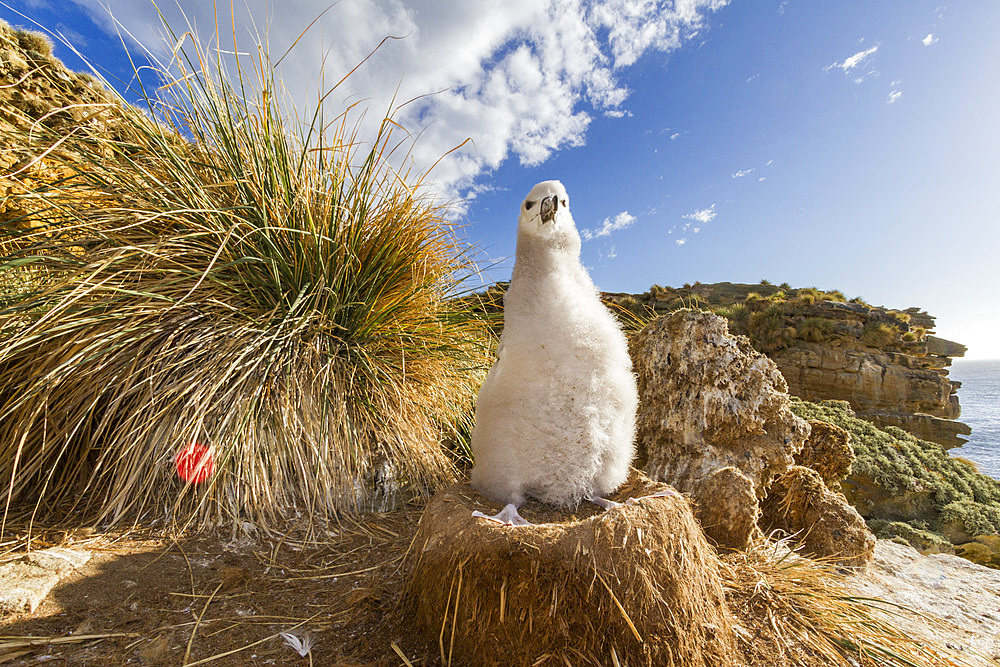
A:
[2,1,998,358]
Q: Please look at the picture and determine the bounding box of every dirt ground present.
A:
[0,507,437,666]
[1,498,989,667]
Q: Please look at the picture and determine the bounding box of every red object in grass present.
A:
[175,442,214,484]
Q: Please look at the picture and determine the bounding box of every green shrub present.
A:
[939,501,1000,536]
[867,520,954,553]
[747,304,789,352]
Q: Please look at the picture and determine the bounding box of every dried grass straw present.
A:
[0,12,489,534]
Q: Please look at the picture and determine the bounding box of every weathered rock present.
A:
[772,339,970,448]
[926,335,968,357]
[772,343,959,418]
[631,310,810,549]
[848,540,1000,663]
[794,419,853,487]
[610,285,970,448]
[955,537,1000,569]
[761,466,876,567]
[632,310,810,497]
[692,467,762,549]
[863,410,971,449]
[0,547,91,615]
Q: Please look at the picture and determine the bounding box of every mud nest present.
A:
[403,471,738,667]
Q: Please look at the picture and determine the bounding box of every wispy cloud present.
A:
[887,89,902,104]
[683,204,717,225]
[69,0,730,205]
[676,238,687,246]
[825,45,878,74]
[731,168,754,179]
[581,211,637,241]
[922,33,938,46]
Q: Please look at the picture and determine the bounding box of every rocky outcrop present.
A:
[605,283,971,448]
[631,311,875,565]
[631,311,809,495]
[848,540,1000,663]
[631,310,809,548]
[770,317,971,447]
[794,419,853,488]
[761,465,875,567]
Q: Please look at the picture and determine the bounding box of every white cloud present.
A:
[922,33,938,46]
[731,168,754,178]
[758,176,767,182]
[69,0,728,206]
[825,45,878,73]
[887,89,902,104]
[682,204,717,225]
[670,132,681,140]
[676,238,687,246]
[581,210,636,241]
[606,245,617,259]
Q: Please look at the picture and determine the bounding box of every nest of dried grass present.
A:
[403,472,737,667]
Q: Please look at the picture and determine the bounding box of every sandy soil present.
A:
[0,509,435,666]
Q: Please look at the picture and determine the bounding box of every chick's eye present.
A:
[524,200,534,211]
[561,199,567,207]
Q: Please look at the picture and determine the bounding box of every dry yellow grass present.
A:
[0,19,489,534]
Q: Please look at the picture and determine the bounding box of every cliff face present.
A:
[605,283,971,449]
[767,302,971,447]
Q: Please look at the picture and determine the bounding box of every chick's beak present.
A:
[540,195,558,223]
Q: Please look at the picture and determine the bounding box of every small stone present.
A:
[0,547,92,615]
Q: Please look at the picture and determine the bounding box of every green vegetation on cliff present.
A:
[789,399,1000,553]
[608,281,923,354]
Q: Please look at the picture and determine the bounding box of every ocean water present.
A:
[949,359,1000,480]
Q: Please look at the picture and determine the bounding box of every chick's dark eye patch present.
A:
[524,200,534,210]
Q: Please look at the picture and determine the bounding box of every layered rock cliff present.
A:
[605,282,971,448]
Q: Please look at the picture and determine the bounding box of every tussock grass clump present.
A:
[721,541,977,667]
[0,27,487,531]
[797,316,834,343]
[860,321,899,347]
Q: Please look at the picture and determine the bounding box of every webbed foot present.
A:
[589,495,623,511]
[472,502,531,526]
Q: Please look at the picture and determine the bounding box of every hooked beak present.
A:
[540,195,558,223]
